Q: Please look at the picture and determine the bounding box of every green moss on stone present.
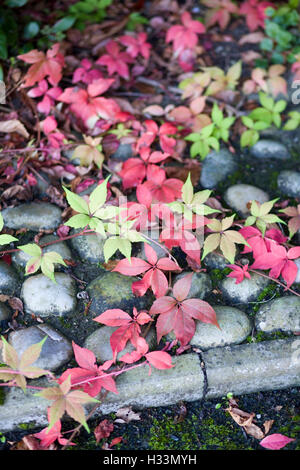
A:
[0,387,5,405]
[148,413,251,450]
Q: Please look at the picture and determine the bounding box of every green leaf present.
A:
[0,234,18,245]
[118,238,132,260]
[5,0,28,6]
[259,92,274,111]
[88,177,109,214]
[182,173,194,205]
[211,103,223,126]
[273,100,287,113]
[23,21,39,39]
[63,186,89,215]
[103,237,119,262]
[272,112,281,128]
[185,133,201,142]
[249,107,272,124]
[65,214,91,229]
[19,243,42,257]
[52,16,76,33]
[241,116,254,129]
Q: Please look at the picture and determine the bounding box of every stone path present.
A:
[0,135,300,434]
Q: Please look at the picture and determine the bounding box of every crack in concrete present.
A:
[194,348,209,400]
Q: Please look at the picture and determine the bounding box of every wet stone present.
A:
[255,296,300,334]
[220,273,270,305]
[110,143,133,161]
[84,325,157,362]
[2,324,73,371]
[168,306,252,350]
[12,234,72,271]
[173,271,212,299]
[87,271,153,316]
[0,302,11,322]
[249,139,290,160]
[202,251,229,271]
[277,171,300,198]
[224,184,270,217]
[0,261,20,296]
[69,229,106,264]
[2,202,62,231]
[21,273,77,317]
[199,148,238,189]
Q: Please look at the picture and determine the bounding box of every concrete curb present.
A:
[0,338,300,432]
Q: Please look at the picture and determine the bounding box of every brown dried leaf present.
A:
[115,406,141,424]
[0,120,29,138]
[263,420,274,435]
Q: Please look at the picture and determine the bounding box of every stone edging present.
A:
[0,337,299,433]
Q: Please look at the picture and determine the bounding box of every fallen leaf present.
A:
[226,406,265,439]
[260,433,295,450]
[263,419,274,435]
[114,406,141,424]
[94,419,114,443]
[0,120,29,138]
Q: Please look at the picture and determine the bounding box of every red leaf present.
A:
[113,257,151,276]
[259,433,295,450]
[94,419,114,443]
[94,309,132,327]
[145,351,174,369]
[18,43,64,87]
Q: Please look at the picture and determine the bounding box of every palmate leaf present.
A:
[19,244,67,282]
[0,336,49,391]
[202,215,248,264]
[35,375,99,432]
[245,199,285,236]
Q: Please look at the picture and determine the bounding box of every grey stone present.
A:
[174,271,212,299]
[278,171,300,198]
[84,325,157,362]
[12,234,72,271]
[224,184,270,216]
[203,338,300,398]
[255,296,300,334]
[200,149,238,189]
[203,251,229,271]
[3,325,73,371]
[0,261,20,296]
[90,354,204,415]
[249,139,290,160]
[87,271,153,316]
[2,202,62,231]
[220,272,270,305]
[69,229,106,264]
[0,302,11,322]
[0,377,49,432]
[21,273,77,317]
[191,306,251,350]
[167,306,252,350]
[110,143,133,161]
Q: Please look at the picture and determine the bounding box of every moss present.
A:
[0,387,5,405]
[18,421,37,430]
[247,329,293,344]
[278,414,300,450]
[148,413,251,450]
[210,267,231,288]
[58,316,72,329]
[252,282,279,313]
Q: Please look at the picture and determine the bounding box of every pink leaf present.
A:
[259,433,295,450]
